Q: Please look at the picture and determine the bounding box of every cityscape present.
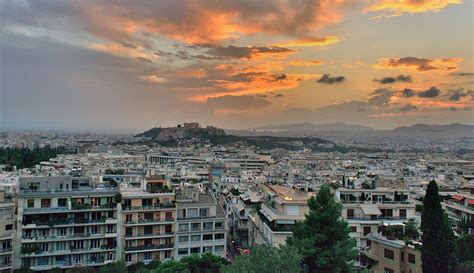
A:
[1,1,473,273]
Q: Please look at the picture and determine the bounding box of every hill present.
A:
[254,122,374,132]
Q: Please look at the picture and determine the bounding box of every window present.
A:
[190,247,200,254]
[178,236,189,243]
[203,222,213,230]
[363,227,371,235]
[399,209,407,219]
[384,249,394,260]
[350,226,357,233]
[58,198,67,207]
[178,248,188,255]
[5,225,12,231]
[408,253,416,264]
[41,199,51,208]
[179,224,189,232]
[178,209,186,219]
[347,209,355,219]
[401,252,404,261]
[203,234,213,241]
[203,246,213,253]
[27,199,34,208]
[384,268,394,273]
[144,252,152,261]
[126,214,132,222]
[215,233,225,240]
[191,222,201,231]
[191,235,201,242]
[214,245,225,253]
[199,208,209,217]
[215,221,224,229]
[125,254,132,262]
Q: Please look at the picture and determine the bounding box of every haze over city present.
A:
[1,0,473,132]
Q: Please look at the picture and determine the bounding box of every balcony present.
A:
[22,218,117,228]
[23,205,116,214]
[122,203,176,211]
[124,218,174,226]
[124,243,174,253]
[363,247,378,261]
[125,232,174,240]
[19,187,119,197]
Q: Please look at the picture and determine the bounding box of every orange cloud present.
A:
[288,59,324,66]
[365,0,462,16]
[373,57,462,73]
[89,42,158,62]
[79,1,345,46]
[275,36,340,47]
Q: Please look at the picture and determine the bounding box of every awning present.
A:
[468,199,474,205]
[360,205,382,215]
[452,195,465,201]
[276,219,295,225]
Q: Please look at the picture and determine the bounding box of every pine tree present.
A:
[286,185,357,273]
[421,180,455,273]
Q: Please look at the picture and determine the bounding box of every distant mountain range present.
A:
[254,122,374,132]
[248,122,474,138]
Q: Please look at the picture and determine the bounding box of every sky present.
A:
[0,0,473,132]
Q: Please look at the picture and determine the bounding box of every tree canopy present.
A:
[421,180,455,273]
[286,185,357,273]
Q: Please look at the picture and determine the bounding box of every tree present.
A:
[286,185,357,273]
[156,260,190,273]
[223,244,303,273]
[180,253,224,273]
[455,234,474,270]
[98,260,128,273]
[421,180,455,273]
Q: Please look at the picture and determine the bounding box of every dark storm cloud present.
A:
[400,104,418,112]
[401,88,416,97]
[417,86,440,98]
[317,73,345,84]
[374,74,412,84]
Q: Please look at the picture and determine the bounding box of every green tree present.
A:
[286,185,357,273]
[98,260,128,273]
[180,253,224,273]
[155,260,190,273]
[455,234,474,267]
[223,244,303,273]
[421,180,455,273]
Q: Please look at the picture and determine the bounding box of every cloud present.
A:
[446,88,474,101]
[287,59,323,66]
[450,72,474,77]
[417,86,441,98]
[400,104,418,112]
[205,45,294,60]
[317,73,345,84]
[275,36,340,47]
[77,0,345,46]
[274,74,287,81]
[364,0,462,16]
[374,57,462,73]
[207,95,271,110]
[374,74,412,84]
[136,56,154,64]
[401,88,416,97]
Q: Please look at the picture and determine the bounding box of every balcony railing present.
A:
[124,243,174,252]
[125,232,174,239]
[125,218,174,225]
[122,203,176,211]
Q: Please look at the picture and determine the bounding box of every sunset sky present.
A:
[1,0,473,132]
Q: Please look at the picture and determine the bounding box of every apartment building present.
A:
[336,189,415,267]
[122,175,176,264]
[16,176,119,271]
[443,184,474,224]
[175,189,227,260]
[248,184,314,247]
[0,191,14,273]
[364,232,422,273]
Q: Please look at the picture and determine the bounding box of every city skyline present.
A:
[1,0,473,132]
